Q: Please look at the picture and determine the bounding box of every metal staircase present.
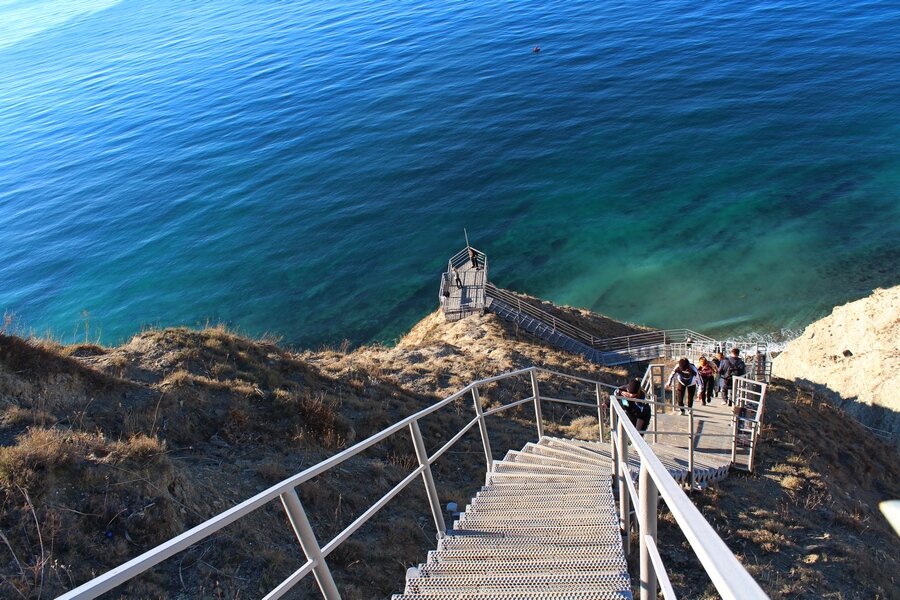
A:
[487,294,606,364]
[396,436,632,600]
[60,365,769,600]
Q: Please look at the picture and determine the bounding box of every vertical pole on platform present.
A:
[409,420,446,539]
[280,489,341,599]
[472,386,493,473]
[639,463,658,600]
[530,370,544,440]
[617,418,630,556]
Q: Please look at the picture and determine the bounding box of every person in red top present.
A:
[696,355,717,405]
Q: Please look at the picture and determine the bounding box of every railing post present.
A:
[471,386,493,473]
[688,408,695,488]
[280,489,341,599]
[748,422,759,471]
[409,420,447,540]
[595,383,605,442]
[639,463,658,600]
[530,370,544,439]
[616,418,630,556]
[730,409,738,466]
[610,400,619,493]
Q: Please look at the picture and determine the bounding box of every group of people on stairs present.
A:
[664,349,747,413]
[614,348,747,429]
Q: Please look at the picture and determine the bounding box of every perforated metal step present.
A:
[397,435,633,600]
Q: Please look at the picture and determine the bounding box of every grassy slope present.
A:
[0,304,897,599]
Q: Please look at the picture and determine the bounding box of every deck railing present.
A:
[484,284,722,362]
[59,366,767,600]
[609,393,768,600]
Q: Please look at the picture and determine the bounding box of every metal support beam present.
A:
[639,464,659,600]
[530,370,544,439]
[280,489,341,599]
[471,386,493,473]
[409,421,447,539]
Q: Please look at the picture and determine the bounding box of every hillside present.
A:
[772,285,900,440]
[0,293,897,598]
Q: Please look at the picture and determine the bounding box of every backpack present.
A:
[676,368,695,386]
[725,357,746,379]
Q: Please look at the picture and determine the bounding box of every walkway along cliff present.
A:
[58,249,783,600]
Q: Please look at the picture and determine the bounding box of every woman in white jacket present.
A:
[665,357,701,415]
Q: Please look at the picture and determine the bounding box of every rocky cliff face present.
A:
[772,285,900,438]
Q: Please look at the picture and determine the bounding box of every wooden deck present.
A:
[441,262,487,321]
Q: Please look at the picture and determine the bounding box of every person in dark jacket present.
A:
[615,379,650,431]
[666,358,700,415]
[718,348,746,406]
[468,247,479,269]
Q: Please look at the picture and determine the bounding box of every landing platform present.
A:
[441,262,486,321]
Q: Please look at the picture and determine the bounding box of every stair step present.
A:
[405,572,631,594]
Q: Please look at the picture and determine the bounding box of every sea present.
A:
[1,0,898,349]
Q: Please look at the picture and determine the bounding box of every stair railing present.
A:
[730,375,769,471]
[609,395,768,600]
[61,366,767,600]
[485,283,599,347]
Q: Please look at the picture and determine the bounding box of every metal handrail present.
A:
[59,365,764,600]
[609,396,768,600]
[485,283,598,346]
[484,284,719,361]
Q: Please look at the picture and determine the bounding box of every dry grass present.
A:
[1,307,897,599]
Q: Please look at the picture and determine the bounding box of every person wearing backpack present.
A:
[615,378,651,431]
[718,348,746,406]
[665,358,701,415]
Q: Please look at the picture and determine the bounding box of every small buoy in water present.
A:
[532,46,541,53]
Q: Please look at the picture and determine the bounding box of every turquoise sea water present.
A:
[1,0,898,348]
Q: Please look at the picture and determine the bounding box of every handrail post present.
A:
[280,489,341,599]
[688,408,695,488]
[730,409,738,466]
[595,383,605,442]
[610,398,619,492]
[616,418,630,556]
[748,422,759,471]
[409,420,447,540]
[530,370,544,439]
[471,386,493,473]
[639,463,658,600]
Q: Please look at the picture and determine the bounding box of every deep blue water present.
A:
[1,0,898,348]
